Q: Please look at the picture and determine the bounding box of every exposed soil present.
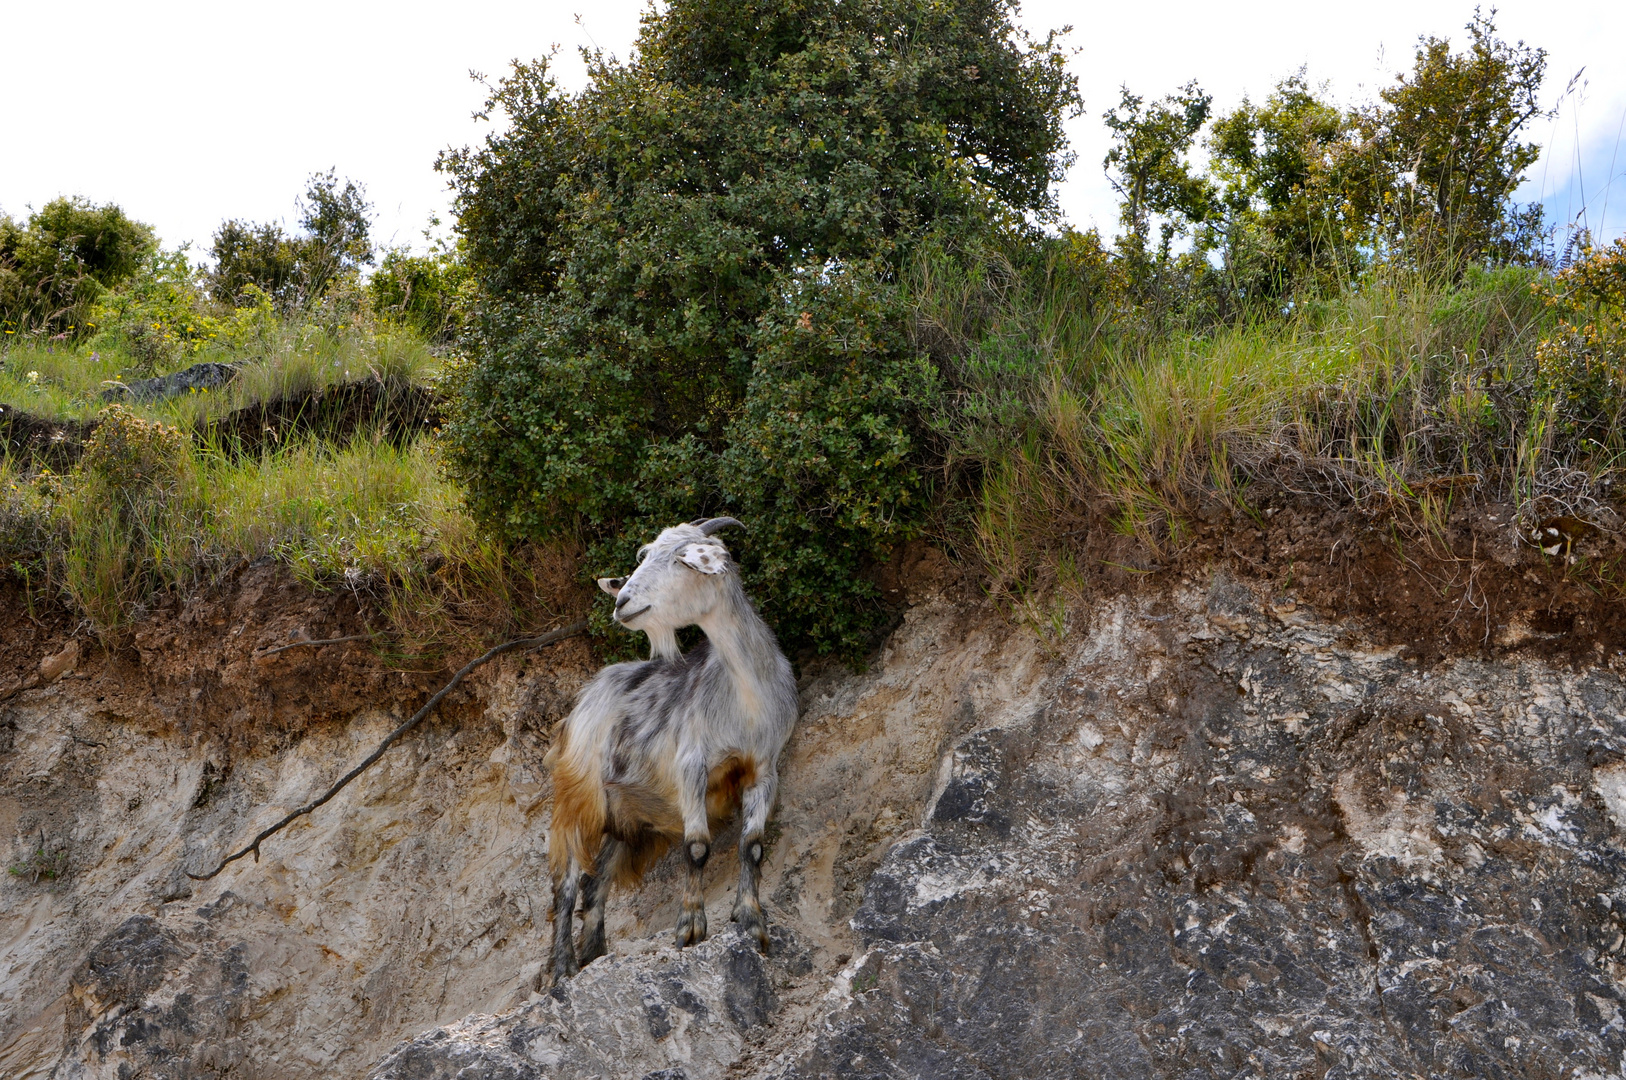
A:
[203,378,442,455]
[7,492,1622,737]
[0,405,89,472]
[0,559,595,759]
[1071,494,1626,667]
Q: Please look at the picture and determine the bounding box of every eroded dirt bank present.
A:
[6,520,1626,1079]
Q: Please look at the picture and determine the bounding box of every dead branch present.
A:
[187,619,588,882]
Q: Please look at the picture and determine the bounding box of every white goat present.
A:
[543,517,798,985]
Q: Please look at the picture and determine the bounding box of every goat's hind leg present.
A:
[730,773,777,953]
[545,856,582,988]
[577,837,626,968]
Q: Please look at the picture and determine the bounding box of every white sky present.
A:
[2,0,1622,257]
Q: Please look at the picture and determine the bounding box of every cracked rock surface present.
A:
[8,563,1626,1079]
[360,575,1626,1080]
[788,579,1626,1079]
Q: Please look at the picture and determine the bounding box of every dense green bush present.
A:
[439,0,1077,655]
[208,220,304,304]
[1535,238,1626,447]
[721,267,939,649]
[0,197,156,337]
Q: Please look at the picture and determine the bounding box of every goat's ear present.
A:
[597,576,625,597]
[676,542,729,575]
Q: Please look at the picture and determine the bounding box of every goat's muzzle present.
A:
[615,603,652,625]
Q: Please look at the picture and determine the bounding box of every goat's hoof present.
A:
[731,903,769,953]
[545,949,579,988]
[675,907,708,948]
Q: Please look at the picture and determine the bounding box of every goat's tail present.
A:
[545,730,606,880]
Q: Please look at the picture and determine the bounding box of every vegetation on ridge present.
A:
[3,3,1625,660]
[436,0,1078,655]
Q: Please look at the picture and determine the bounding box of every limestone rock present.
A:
[370,927,803,1080]
[8,571,1626,1080]
[101,361,240,403]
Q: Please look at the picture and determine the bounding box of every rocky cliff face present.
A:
[7,556,1626,1079]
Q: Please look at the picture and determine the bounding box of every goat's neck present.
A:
[646,628,681,661]
[696,583,778,682]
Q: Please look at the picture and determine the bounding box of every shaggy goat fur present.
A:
[542,518,797,985]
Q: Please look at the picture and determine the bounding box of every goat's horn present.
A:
[697,517,744,535]
[688,517,709,526]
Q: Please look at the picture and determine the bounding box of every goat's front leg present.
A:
[544,855,581,988]
[675,756,711,948]
[731,769,777,953]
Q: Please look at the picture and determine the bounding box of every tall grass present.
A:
[914,238,1615,591]
[0,295,567,648]
[1,434,583,650]
[0,312,438,431]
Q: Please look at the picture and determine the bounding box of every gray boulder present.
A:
[102,361,239,402]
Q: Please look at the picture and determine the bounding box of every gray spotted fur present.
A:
[544,519,797,986]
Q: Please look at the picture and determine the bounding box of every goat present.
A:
[542,517,798,986]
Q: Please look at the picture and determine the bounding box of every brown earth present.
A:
[0,405,89,472]
[1070,495,1626,666]
[4,498,1619,755]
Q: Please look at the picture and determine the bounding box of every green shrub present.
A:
[1534,238,1626,448]
[368,243,470,343]
[0,198,156,338]
[721,267,940,652]
[78,405,188,490]
[86,248,228,371]
[59,407,190,629]
[438,0,1078,655]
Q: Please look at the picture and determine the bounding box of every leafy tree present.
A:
[207,220,304,304]
[1098,82,1221,326]
[207,170,374,305]
[439,0,1078,655]
[0,197,156,336]
[368,240,470,343]
[1206,73,1360,301]
[1102,82,1214,259]
[1354,11,1550,271]
[298,169,374,288]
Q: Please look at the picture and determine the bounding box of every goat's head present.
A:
[597,518,744,646]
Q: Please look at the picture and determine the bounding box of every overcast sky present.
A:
[3,0,1622,257]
